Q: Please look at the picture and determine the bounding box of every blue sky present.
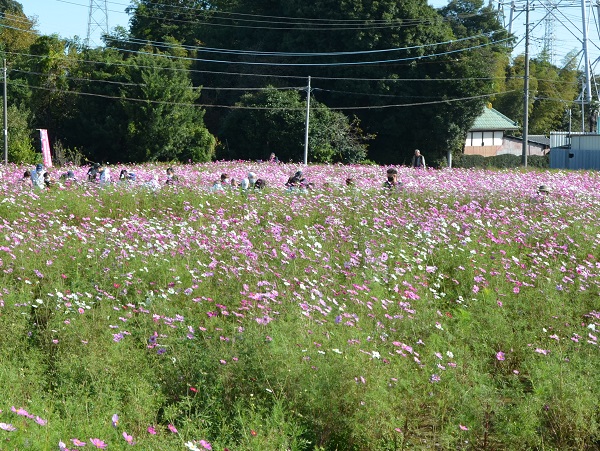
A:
[22,0,131,46]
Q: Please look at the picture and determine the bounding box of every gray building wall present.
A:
[550,134,600,170]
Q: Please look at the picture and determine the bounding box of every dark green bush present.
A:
[452,153,549,169]
[453,154,487,169]
[527,154,550,168]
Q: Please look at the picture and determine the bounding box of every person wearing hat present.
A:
[98,164,111,185]
[531,184,552,204]
[87,163,101,182]
[31,163,46,189]
[538,185,551,194]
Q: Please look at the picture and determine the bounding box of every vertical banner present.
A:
[39,129,52,168]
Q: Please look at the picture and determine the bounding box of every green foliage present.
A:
[121,47,215,162]
[527,154,550,168]
[452,153,488,168]
[1,166,600,449]
[127,0,510,164]
[219,88,371,163]
[3,104,38,163]
[494,54,580,135]
[453,153,549,169]
[0,2,37,53]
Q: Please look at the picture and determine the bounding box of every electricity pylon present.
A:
[86,0,109,48]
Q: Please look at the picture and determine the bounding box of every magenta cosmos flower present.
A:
[123,431,135,445]
[90,438,107,449]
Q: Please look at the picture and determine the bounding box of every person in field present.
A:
[531,184,552,204]
[98,165,111,185]
[21,170,33,188]
[383,167,402,191]
[59,171,77,187]
[87,163,100,182]
[31,164,46,189]
[165,167,179,185]
[286,170,305,189]
[247,172,257,188]
[411,149,426,169]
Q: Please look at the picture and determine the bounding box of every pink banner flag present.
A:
[39,129,53,168]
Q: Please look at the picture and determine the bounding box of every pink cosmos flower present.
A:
[112,413,119,427]
[35,416,48,426]
[71,438,86,447]
[90,438,107,449]
[59,440,70,450]
[12,406,32,418]
[147,426,157,435]
[168,423,178,433]
[0,423,16,431]
[496,351,505,361]
[459,424,469,431]
[198,439,212,450]
[123,431,135,445]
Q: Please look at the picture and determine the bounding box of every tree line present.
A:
[0,0,586,165]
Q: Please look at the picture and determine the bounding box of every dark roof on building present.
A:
[527,135,550,146]
[505,135,550,147]
[470,106,519,131]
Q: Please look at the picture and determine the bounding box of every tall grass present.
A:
[0,163,599,450]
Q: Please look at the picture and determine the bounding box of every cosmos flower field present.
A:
[0,162,599,450]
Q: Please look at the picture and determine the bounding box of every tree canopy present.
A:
[219,87,371,163]
[126,0,513,163]
[0,0,589,164]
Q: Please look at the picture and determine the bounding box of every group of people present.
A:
[19,149,431,193]
[20,163,181,192]
[211,172,267,192]
[20,164,75,189]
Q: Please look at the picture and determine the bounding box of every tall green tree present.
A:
[127,0,209,46]
[0,104,37,163]
[0,0,38,54]
[15,35,80,144]
[120,45,216,162]
[63,47,129,163]
[127,0,512,164]
[493,53,579,135]
[219,87,371,163]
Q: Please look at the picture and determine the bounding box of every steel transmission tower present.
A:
[86,0,109,48]
[542,13,555,64]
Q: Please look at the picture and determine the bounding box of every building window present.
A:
[494,131,503,146]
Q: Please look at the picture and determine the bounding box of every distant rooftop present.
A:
[528,135,550,146]
[470,106,519,131]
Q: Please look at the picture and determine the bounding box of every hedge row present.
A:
[450,153,549,169]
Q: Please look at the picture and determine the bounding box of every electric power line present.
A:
[7,78,517,110]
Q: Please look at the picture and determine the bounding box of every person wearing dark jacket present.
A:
[411,149,426,169]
